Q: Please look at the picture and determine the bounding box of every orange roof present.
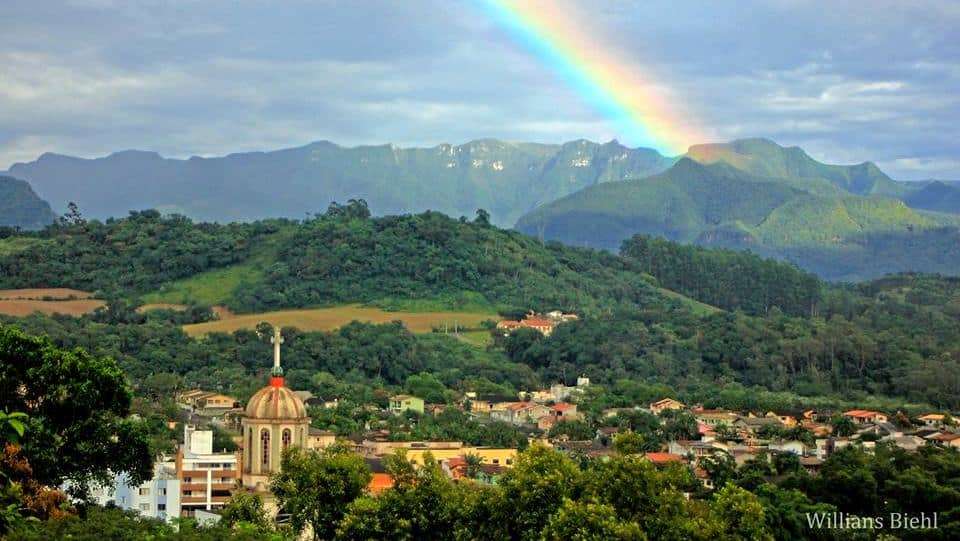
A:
[644,452,685,464]
[844,409,883,417]
[368,473,394,494]
[523,318,555,327]
[552,403,574,412]
[651,398,681,407]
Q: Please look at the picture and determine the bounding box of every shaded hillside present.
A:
[0,175,56,230]
[6,139,675,226]
[515,158,960,281]
[903,180,960,214]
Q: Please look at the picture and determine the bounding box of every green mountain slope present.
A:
[515,158,960,281]
[0,175,56,230]
[686,137,906,196]
[6,139,675,226]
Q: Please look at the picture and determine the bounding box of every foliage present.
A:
[270,445,372,541]
[0,325,152,491]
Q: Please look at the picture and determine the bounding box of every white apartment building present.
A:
[87,425,239,521]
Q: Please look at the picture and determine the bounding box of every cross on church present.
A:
[271,326,284,376]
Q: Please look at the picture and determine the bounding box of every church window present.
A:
[282,428,292,452]
[261,429,270,467]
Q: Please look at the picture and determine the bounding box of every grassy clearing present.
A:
[141,262,262,306]
[141,226,295,306]
[136,303,188,313]
[656,287,721,316]
[183,304,495,337]
[457,330,494,348]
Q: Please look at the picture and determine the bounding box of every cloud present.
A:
[0,0,957,180]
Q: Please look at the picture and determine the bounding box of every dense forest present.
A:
[1,204,960,410]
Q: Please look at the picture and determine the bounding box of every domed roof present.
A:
[244,379,308,421]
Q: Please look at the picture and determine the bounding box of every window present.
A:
[261,428,271,467]
[139,487,150,496]
[247,428,253,466]
[158,488,166,496]
[282,428,292,452]
[157,504,166,511]
[183,477,192,483]
[492,459,500,464]
[139,503,150,512]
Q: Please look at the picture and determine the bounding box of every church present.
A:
[241,327,335,490]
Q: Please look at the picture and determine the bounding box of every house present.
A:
[551,402,580,422]
[643,452,685,466]
[881,434,925,452]
[668,440,728,460]
[467,398,495,414]
[389,395,425,415]
[307,427,336,449]
[843,410,888,424]
[405,447,517,468]
[918,413,948,428]
[694,409,739,427]
[799,456,824,475]
[769,440,807,455]
[927,432,960,448]
[649,398,685,415]
[491,402,551,426]
[764,411,799,427]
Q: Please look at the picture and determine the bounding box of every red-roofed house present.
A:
[551,402,581,422]
[643,452,685,465]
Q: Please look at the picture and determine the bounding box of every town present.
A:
[90,325,960,526]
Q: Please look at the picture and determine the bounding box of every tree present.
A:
[711,484,773,541]
[612,431,658,454]
[474,209,491,226]
[270,445,371,541]
[829,415,856,437]
[0,325,152,491]
[497,444,582,540]
[541,499,645,541]
[220,492,270,530]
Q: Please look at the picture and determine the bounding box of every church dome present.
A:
[244,381,308,420]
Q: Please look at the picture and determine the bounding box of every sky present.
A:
[1,0,958,179]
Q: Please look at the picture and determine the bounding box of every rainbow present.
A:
[478,0,700,155]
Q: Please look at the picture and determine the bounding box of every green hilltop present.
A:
[0,176,56,230]
[516,140,960,281]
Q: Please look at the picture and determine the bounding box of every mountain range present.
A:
[5,136,960,281]
[0,175,56,230]
[4,139,675,226]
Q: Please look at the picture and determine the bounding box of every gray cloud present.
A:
[1,0,958,179]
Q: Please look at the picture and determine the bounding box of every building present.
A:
[241,328,331,491]
[694,409,739,427]
[87,424,237,522]
[389,395,425,415]
[177,425,240,517]
[404,447,518,468]
[918,413,948,428]
[491,402,551,426]
[843,410,888,424]
[649,398,685,415]
[89,461,181,523]
[550,402,580,422]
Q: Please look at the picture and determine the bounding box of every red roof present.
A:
[523,318,555,328]
[644,452,685,464]
[368,473,394,494]
[552,403,575,412]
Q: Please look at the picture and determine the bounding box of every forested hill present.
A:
[515,157,960,281]
[0,176,56,230]
[0,203,692,316]
[3,204,960,408]
[6,139,675,226]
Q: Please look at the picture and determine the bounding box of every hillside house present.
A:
[918,413,948,428]
[649,398,685,415]
[550,402,580,422]
[843,410,888,424]
[389,395,425,415]
[491,402,551,426]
